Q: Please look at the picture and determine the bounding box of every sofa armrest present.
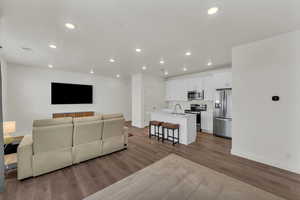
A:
[124,126,129,146]
[17,135,33,180]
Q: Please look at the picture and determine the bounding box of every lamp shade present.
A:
[3,121,16,135]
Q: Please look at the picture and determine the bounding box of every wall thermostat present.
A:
[272,96,280,101]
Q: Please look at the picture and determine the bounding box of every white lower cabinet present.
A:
[201,110,213,133]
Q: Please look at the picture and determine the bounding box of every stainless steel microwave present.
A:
[187,90,204,101]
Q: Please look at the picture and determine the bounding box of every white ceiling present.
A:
[1,0,300,78]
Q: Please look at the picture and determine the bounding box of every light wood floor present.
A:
[1,126,300,200]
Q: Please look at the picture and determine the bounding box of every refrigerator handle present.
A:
[215,117,232,121]
[224,90,227,117]
[222,90,225,117]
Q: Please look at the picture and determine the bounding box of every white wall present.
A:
[7,64,131,136]
[0,57,7,192]
[131,73,165,128]
[0,58,7,120]
[232,30,300,174]
[131,73,144,128]
[143,74,165,126]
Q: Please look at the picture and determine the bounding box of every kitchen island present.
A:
[150,111,197,145]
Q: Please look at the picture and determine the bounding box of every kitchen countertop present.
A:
[151,111,195,118]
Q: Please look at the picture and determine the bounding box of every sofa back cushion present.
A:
[102,118,125,139]
[73,116,101,123]
[73,116,103,145]
[33,118,73,154]
[33,117,73,127]
[102,113,123,120]
[95,113,103,120]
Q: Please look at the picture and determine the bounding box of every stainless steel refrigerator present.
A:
[213,88,232,138]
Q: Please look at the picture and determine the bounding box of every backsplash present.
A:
[167,100,214,111]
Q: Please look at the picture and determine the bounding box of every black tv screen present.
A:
[51,82,93,104]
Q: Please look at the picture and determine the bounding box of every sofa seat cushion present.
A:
[102,136,125,155]
[73,140,102,163]
[32,147,73,176]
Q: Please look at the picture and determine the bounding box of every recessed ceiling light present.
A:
[109,58,115,63]
[135,48,142,52]
[65,23,75,29]
[49,44,57,49]
[183,67,188,72]
[90,69,94,74]
[164,71,169,76]
[48,64,53,68]
[160,60,165,65]
[116,74,120,78]
[142,66,147,70]
[207,61,213,66]
[185,52,191,56]
[208,7,219,15]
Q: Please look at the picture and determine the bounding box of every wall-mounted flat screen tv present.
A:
[51,82,93,104]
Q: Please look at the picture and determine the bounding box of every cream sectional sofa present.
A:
[17,113,128,180]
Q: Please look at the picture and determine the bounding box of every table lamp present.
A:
[3,121,16,146]
[3,121,16,136]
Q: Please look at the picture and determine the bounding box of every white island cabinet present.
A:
[150,111,197,145]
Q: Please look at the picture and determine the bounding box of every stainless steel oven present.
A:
[185,104,207,132]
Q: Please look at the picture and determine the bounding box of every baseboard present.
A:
[131,122,145,128]
[231,148,300,174]
[201,129,213,134]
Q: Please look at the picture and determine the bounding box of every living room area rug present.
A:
[84,154,284,200]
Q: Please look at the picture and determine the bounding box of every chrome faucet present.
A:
[174,104,183,114]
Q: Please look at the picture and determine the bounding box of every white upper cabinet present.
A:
[174,79,187,101]
[165,80,173,101]
[213,72,232,89]
[165,79,187,101]
[186,77,201,91]
[195,77,203,91]
[202,75,214,101]
[185,78,193,91]
[165,71,232,102]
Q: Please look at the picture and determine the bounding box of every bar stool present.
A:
[162,123,180,145]
[149,121,163,139]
